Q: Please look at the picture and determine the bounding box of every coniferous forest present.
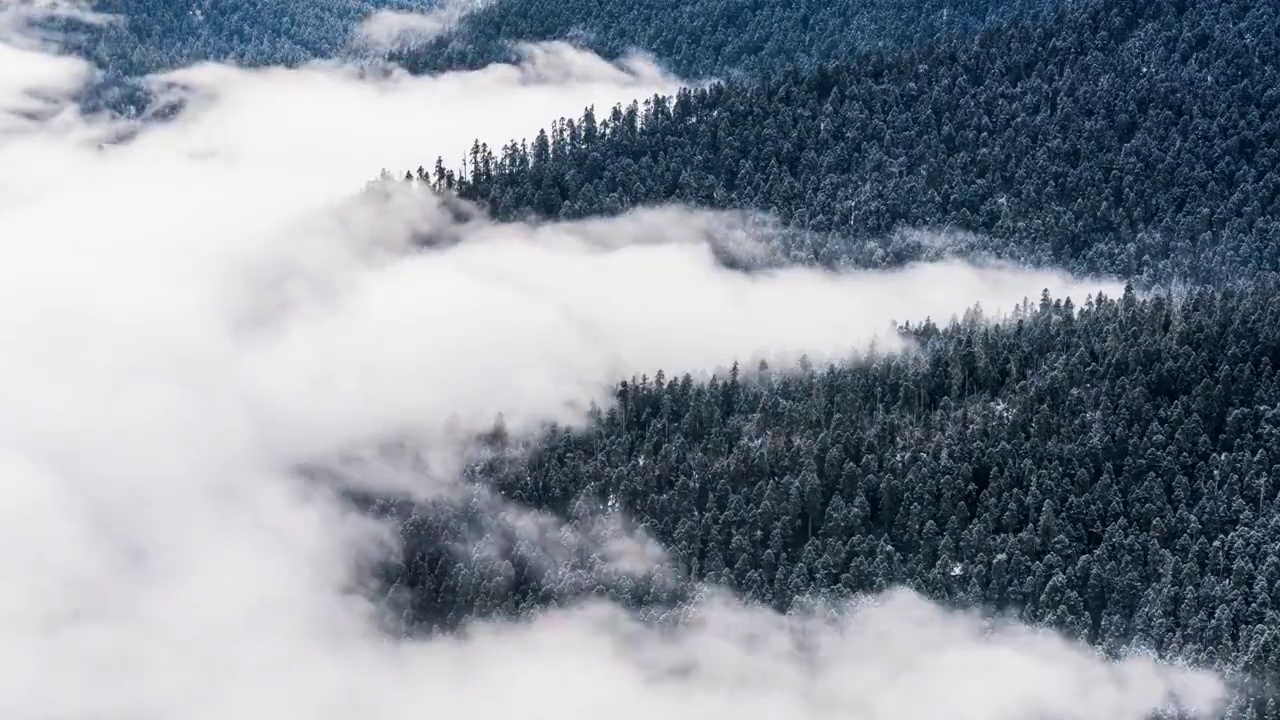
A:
[422,0,1280,284]
[384,0,1280,713]
[19,0,1280,715]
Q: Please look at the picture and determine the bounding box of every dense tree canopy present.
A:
[424,0,1279,284]
[394,0,1058,78]
[41,0,431,113]
[76,0,431,73]
[375,278,1280,718]
[366,5,1280,717]
[56,0,1280,714]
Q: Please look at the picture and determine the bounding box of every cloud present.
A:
[0,0,112,32]
[0,9,1218,720]
[0,40,86,130]
[0,0,103,135]
[354,4,486,51]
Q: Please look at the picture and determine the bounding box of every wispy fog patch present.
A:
[404,590,1223,720]
[355,2,492,51]
[0,7,1214,720]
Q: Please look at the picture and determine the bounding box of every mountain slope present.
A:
[394,0,1058,78]
[380,279,1280,718]
[424,0,1279,284]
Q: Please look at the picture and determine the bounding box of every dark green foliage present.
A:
[40,0,432,114]
[383,278,1280,715]
[429,0,1280,283]
[373,9,1280,717]
[74,0,431,75]
[394,0,1058,78]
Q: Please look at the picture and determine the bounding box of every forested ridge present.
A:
[418,0,1279,285]
[393,0,1058,79]
[370,0,1280,714]
[375,280,1280,713]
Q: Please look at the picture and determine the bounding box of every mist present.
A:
[0,5,1223,719]
[354,2,491,51]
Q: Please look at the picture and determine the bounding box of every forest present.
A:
[392,0,1059,78]
[41,0,430,112]
[371,0,1280,715]
[419,0,1280,285]
[367,281,1280,716]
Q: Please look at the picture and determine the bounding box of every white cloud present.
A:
[0,8,1220,720]
[354,2,490,51]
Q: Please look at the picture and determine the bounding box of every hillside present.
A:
[426,0,1279,284]
[366,0,1280,714]
[394,0,1058,78]
[377,279,1280,716]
